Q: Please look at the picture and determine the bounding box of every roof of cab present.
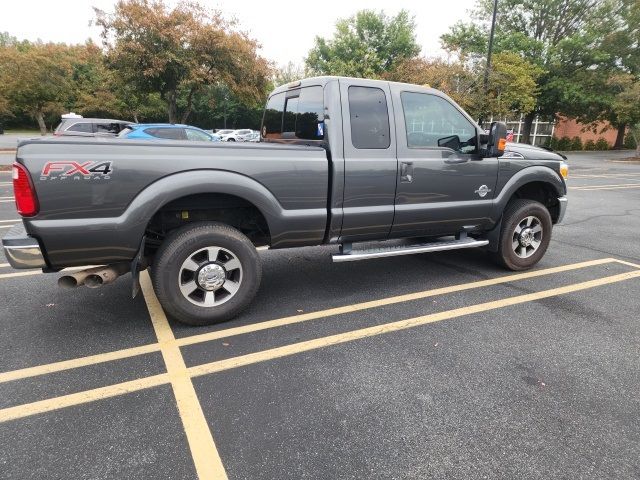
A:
[269,75,439,97]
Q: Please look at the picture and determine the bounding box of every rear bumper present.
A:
[2,223,47,269]
[557,196,568,223]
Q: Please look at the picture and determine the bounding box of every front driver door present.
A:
[390,88,499,238]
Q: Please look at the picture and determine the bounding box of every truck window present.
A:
[262,86,324,141]
[401,92,477,153]
[348,86,390,149]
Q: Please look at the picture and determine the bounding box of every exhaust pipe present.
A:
[58,263,130,289]
[85,263,130,288]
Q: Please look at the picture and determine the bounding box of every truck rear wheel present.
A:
[492,199,552,271]
[151,222,262,326]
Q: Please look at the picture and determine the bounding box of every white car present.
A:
[220,129,255,142]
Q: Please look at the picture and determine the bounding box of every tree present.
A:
[95,0,270,123]
[273,62,305,88]
[306,9,420,78]
[0,42,77,134]
[441,0,604,143]
[487,52,543,118]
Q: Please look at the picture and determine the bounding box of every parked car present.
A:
[4,76,568,327]
[220,129,255,142]
[215,129,234,136]
[119,124,221,142]
[54,117,132,137]
[245,132,260,142]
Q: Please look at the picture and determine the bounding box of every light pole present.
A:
[481,0,499,125]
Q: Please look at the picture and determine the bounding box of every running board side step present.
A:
[332,238,489,263]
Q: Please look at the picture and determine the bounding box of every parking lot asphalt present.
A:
[0,151,639,479]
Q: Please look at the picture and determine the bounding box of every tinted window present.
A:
[96,123,122,134]
[348,86,390,149]
[401,92,477,153]
[185,129,211,141]
[145,128,185,140]
[262,86,324,141]
[67,122,93,133]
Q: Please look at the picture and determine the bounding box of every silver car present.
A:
[54,118,132,137]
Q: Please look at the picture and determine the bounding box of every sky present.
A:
[0,0,477,66]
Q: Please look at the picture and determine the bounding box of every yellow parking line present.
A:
[0,200,15,203]
[0,224,15,229]
[0,343,160,384]
[140,271,228,480]
[0,373,170,423]
[0,258,620,383]
[188,269,640,378]
[570,184,640,191]
[1,267,639,424]
[0,219,19,223]
[0,266,85,281]
[176,258,616,347]
[614,258,640,270]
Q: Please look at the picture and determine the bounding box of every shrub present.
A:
[548,136,559,149]
[595,138,610,150]
[623,133,637,150]
[556,136,572,150]
[570,136,583,151]
[584,139,596,150]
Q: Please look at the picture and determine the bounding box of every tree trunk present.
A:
[34,109,47,135]
[613,124,626,150]
[520,111,536,145]
[166,90,178,124]
[181,87,196,124]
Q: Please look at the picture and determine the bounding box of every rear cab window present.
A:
[262,86,324,142]
[348,86,390,149]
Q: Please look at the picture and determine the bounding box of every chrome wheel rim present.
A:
[178,246,243,307]
[512,216,543,259]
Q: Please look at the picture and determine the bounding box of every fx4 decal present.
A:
[40,161,113,180]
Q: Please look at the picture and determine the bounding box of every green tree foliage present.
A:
[306,10,420,78]
[95,0,270,123]
[441,0,606,143]
[0,42,83,134]
[273,62,305,88]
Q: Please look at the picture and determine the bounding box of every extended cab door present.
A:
[339,79,398,242]
[390,87,499,238]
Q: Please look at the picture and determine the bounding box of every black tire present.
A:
[491,199,552,271]
[151,222,261,326]
[227,138,236,142]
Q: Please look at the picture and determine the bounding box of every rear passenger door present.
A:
[339,79,397,242]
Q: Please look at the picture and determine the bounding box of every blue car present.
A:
[119,123,221,142]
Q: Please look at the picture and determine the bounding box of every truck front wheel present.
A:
[492,199,552,271]
[151,222,262,326]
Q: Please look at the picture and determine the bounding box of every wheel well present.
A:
[144,193,270,256]
[510,182,561,223]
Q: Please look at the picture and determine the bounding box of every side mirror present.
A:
[483,121,507,157]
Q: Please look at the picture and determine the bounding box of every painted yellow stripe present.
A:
[0,224,15,229]
[0,266,85,280]
[0,343,160,384]
[0,219,19,223]
[570,182,640,189]
[571,184,640,191]
[0,263,9,268]
[0,259,616,385]
[140,271,228,480]
[2,267,639,424]
[614,258,640,270]
[188,270,640,378]
[176,258,616,347]
[0,373,170,423]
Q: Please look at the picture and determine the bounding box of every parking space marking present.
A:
[1,261,638,426]
[0,263,9,268]
[570,185,640,191]
[570,183,640,190]
[0,219,18,223]
[175,258,615,347]
[0,200,15,203]
[0,258,622,384]
[0,373,170,422]
[188,269,640,378]
[140,271,228,480]
[0,224,15,229]
[0,343,160,383]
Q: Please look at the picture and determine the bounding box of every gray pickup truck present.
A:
[3,76,568,325]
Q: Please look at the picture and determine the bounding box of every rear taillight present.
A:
[12,162,39,216]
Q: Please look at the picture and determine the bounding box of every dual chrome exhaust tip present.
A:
[58,263,130,289]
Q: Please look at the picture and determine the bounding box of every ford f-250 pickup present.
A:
[3,76,568,325]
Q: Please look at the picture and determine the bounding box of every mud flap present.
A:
[484,218,502,253]
[130,236,146,298]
